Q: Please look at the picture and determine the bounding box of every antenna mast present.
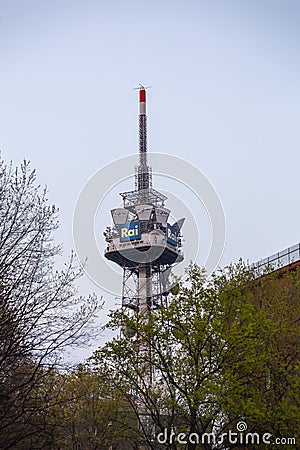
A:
[137,86,151,191]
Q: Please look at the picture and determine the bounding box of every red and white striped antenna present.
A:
[133,84,152,116]
[133,84,152,191]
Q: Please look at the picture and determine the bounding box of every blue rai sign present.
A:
[166,224,178,246]
[120,221,141,242]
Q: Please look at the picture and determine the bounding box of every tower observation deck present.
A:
[104,86,184,315]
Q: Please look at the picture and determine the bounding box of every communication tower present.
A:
[104,86,184,316]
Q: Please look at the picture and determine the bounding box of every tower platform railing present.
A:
[254,243,300,273]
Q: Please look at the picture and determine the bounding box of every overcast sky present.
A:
[1,0,300,358]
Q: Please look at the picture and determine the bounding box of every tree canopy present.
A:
[90,262,300,449]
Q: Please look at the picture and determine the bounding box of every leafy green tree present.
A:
[91,263,300,449]
[219,267,300,445]
[43,365,139,449]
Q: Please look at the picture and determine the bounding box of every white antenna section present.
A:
[135,204,153,221]
[155,206,170,224]
[111,208,129,226]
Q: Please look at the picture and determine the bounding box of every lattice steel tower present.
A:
[104,86,184,316]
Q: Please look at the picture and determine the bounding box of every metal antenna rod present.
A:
[137,86,151,191]
[139,88,147,165]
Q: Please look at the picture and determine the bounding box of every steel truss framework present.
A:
[121,262,173,312]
